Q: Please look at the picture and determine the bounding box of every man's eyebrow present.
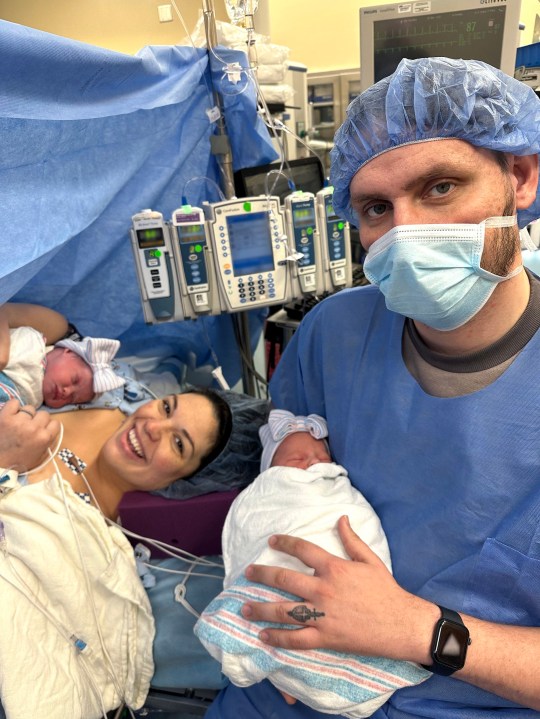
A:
[351,190,383,203]
[402,165,463,192]
[352,165,464,202]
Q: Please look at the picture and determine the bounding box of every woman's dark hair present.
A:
[183,387,233,473]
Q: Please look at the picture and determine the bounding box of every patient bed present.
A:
[119,489,239,559]
[121,491,237,718]
[119,491,239,717]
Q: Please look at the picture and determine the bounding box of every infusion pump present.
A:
[130,189,352,324]
[170,205,221,316]
[316,187,352,292]
[203,196,292,312]
[130,209,188,324]
[284,191,325,296]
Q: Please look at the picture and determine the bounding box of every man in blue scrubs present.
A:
[207,58,540,718]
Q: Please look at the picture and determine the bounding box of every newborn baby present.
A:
[1,329,125,408]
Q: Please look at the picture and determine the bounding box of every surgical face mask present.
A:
[363,216,521,331]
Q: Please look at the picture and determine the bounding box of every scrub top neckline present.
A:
[405,269,540,373]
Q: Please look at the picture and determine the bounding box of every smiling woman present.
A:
[0,388,233,719]
[26,387,233,520]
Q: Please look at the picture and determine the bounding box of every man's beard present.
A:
[481,181,519,277]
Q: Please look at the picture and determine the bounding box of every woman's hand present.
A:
[241,515,437,664]
[0,400,61,472]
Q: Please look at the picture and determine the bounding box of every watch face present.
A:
[435,620,470,669]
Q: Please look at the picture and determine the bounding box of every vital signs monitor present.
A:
[359,0,522,91]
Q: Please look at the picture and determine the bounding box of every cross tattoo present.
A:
[287,605,325,623]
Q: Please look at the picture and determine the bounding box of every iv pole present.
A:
[202,0,236,201]
[202,0,258,396]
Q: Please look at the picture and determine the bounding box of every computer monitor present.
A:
[233,156,326,204]
[359,0,522,92]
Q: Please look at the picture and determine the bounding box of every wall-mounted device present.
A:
[284,191,324,296]
[130,209,187,324]
[316,187,352,292]
[359,0,522,92]
[170,205,220,316]
[203,196,293,312]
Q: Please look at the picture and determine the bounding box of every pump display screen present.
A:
[177,224,206,244]
[293,205,315,228]
[226,212,274,277]
[137,227,165,249]
[326,199,339,221]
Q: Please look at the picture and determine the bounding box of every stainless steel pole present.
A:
[202,0,236,200]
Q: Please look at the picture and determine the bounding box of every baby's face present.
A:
[271,431,331,470]
[42,348,95,408]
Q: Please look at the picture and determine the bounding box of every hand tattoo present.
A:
[287,605,325,623]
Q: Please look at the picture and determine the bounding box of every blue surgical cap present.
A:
[330,57,540,229]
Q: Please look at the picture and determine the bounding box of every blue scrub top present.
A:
[208,284,540,719]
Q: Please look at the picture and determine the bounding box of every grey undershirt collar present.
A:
[405,270,540,373]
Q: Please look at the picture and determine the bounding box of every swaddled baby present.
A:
[195,409,429,718]
[0,329,125,408]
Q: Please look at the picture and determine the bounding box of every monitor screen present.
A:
[226,212,274,277]
[360,0,522,92]
[234,156,325,204]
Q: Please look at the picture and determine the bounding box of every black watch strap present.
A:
[439,606,462,624]
[422,605,471,677]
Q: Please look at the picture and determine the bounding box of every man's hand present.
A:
[241,515,437,664]
[0,400,61,472]
[279,691,297,705]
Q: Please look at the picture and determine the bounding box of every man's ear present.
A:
[509,154,539,211]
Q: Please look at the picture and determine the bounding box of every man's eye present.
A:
[428,182,454,197]
[365,202,388,218]
[174,436,183,453]
[162,398,171,415]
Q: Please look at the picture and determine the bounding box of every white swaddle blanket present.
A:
[0,475,155,719]
[195,463,429,718]
[2,326,46,407]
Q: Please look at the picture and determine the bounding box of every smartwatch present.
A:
[422,605,471,676]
